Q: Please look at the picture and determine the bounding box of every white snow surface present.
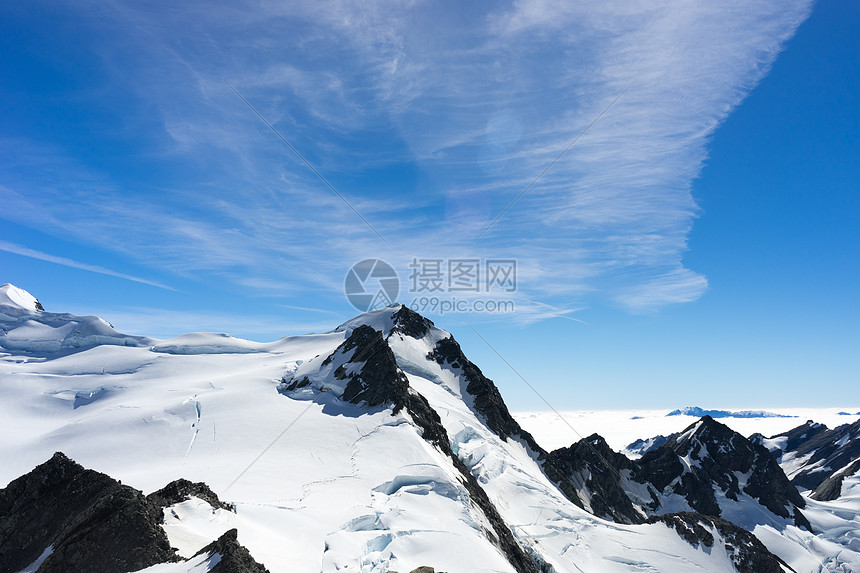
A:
[0,284,151,352]
[161,497,237,559]
[0,283,43,314]
[135,551,220,573]
[1,289,859,572]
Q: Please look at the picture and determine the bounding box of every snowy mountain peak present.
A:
[0,285,149,353]
[290,306,544,456]
[635,416,811,529]
[281,323,411,411]
[283,314,544,572]
[0,283,44,314]
[672,414,733,448]
[334,304,438,341]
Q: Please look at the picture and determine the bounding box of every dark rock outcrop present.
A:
[810,458,860,501]
[427,335,543,455]
[192,528,270,573]
[283,325,411,410]
[338,325,411,409]
[0,452,176,573]
[284,307,435,410]
[647,513,794,573]
[546,416,811,532]
[372,349,543,571]
[389,305,435,339]
[426,333,591,512]
[635,416,810,530]
[0,454,273,573]
[766,420,830,457]
[545,434,642,524]
[775,419,860,493]
[403,390,543,573]
[147,478,233,512]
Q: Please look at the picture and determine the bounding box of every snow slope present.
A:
[1,287,857,572]
[0,283,151,352]
[513,410,860,571]
[0,283,44,313]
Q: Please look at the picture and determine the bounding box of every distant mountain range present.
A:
[667,406,795,419]
[1,284,858,572]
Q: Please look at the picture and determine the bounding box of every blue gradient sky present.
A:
[1,0,857,409]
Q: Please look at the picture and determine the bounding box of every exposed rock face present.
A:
[427,336,542,455]
[389,305,435,339]
[403,391,542,573]
[283,324,411,410]
[635,416,810,529]
[0,452,176,573]
[781,420,832,455]
[647,513,793,573]
[147,478,233,512]
[545,434,642,524]
[425,331,590,512]
[767,419,860,494]
[0,454,275,573]
[810,458,860,501]
[546,416,811,531]
[335,325,411,409]
[193,529,270,573]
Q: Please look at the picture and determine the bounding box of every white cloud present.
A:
[0,0,813,315]
[614,268,710,310]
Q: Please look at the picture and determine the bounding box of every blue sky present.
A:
[1,0,857,409]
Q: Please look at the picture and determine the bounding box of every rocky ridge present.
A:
[0,453,266,573]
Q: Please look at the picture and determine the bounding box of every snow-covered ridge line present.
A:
[0,283,44,313]
[1,283,152,353]
[0,284,315,355]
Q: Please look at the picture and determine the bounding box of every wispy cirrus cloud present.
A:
[0,240,175,291]
[0,0,813,321]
